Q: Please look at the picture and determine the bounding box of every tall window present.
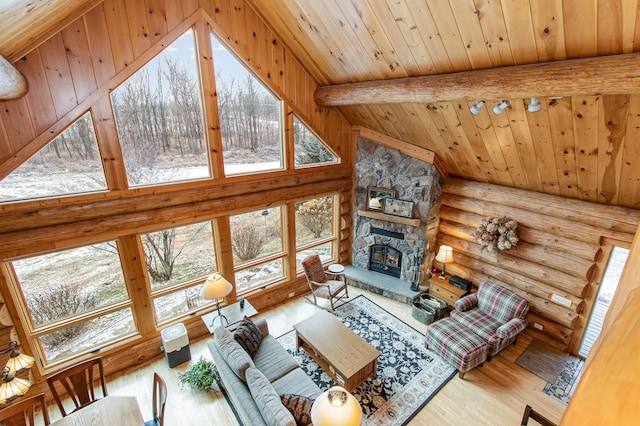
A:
[211,34,284,176]
[0,111,106,203]
[10,241,136,365]
[293,116,338,168]
[111,29,210,187]
[141,221,218,323]
[295,195,337,271]
[230,207,285,293]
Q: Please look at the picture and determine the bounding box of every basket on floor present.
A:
[420,293,447,321]
[412,298,436,325]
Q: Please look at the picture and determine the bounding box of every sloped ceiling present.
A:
[2,0,640,208]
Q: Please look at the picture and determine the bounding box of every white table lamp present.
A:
[201,273,233,327]
[310,386,362,426]
[435,245,454,280]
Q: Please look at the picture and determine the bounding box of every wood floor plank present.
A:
[56,286,567,425]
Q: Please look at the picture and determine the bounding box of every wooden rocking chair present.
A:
[301,254,348,310]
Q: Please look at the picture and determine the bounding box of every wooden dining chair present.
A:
[144,373,167,426]
[0,392,50,426]
[46,357,108,417]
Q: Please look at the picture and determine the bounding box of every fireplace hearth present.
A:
[369,244,402,278]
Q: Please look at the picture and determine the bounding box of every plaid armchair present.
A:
[450,280,529,357]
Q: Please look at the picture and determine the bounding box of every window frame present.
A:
[294,193,340,274]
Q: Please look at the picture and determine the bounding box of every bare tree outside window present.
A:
[293,116,338,167]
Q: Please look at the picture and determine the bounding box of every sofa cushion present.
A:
[281,394,314,426]
[246,367,296,426]
[214,326,255,382]
[253,335,299,382]
[450,308,503,342]
[234,316,263,358]
[272,368,323,400]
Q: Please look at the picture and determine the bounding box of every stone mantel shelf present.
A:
[358,209,421,226]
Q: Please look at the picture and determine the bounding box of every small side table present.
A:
[202,300,258,334]
[428,276,467,309]
[327,264,346,283]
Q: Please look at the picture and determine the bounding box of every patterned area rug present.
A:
[277,295,456,425]
[543,356,584,404]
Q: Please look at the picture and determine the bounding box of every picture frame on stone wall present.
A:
[383,198,414,218]
[367,187,396,210]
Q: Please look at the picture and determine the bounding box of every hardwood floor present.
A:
[68,286,567,425]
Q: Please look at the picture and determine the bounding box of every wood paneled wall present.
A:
[437,178,640,354]
[0,0,353,379]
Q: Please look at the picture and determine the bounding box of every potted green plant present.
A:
[178,357,221,392]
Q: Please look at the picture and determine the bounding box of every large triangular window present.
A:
[293,116,338,168]
[211,34,284,176]
[111,29,209,187]
[0,111,106,202]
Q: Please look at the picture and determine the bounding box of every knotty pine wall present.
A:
[437,178,640,354]
[0,0,353,380]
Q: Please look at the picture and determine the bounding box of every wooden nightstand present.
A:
[428,276,468,308]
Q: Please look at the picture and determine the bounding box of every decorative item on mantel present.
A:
[473,216,519,254]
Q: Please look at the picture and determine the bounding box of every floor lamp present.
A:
[201,273,233,328]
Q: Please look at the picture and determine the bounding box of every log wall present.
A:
[437,178,640,353]
[0,0,353,380]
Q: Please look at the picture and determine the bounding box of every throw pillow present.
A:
[234,316,263,358]
[214,326,255,381]
[246,367,296,426]
[281,393,315,426]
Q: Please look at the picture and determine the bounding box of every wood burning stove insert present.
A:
[369,244,402,278]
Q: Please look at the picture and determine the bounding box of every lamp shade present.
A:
[310,386,362,426]
[200,273,233,300]
[435,246,454,264]
[5,350,34,375]
[0,367,31,405]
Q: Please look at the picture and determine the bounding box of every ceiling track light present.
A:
[469,101,485,115]
[493,100,510,115]
[528,97,541,113]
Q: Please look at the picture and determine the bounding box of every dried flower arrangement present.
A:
[473,216,519,254]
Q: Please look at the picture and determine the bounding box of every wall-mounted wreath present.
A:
[473,216,519,254]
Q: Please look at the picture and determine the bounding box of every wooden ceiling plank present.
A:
[409,2,455,74]
[103,0,135,73]
[0,114,10,165]
[617,94,640,209]
[61,18,98,104]
[525,100,561,196]
[562,0,597,58]
[470,101,514,185]
[438,102,485,181]
[572,95,600,203]
[547,97,579,199]
[14,51,57,136]
[488,101,529,188]
[447,0,493,70]
[84,4,117,87]
[473,0,516,67]
[0,97,36,160]
[449,0,491,70]
[529,0,567,62]
[597,95,629,205]
[418,103,467,177]
[500,0,539,65]
[233,0,251,61]
[145,0,169,44]
[621,0,640,53]
[450,102,496,183]
[505,99,544,192]
[332,0,404,79]
[425,0,473,71]
[39,33,78,119]
[315,52,640,106]
[383,0,438,75]
[125,0,153,59]
[408,103,463,177]
[163,0,185,30]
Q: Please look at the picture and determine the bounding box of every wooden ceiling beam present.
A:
[315,53,640,106]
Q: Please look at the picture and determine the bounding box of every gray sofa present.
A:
[207,317,322,426]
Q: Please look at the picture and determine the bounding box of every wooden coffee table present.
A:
[294,310,380,392]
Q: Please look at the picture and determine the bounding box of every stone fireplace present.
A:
[350,137,444,293]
